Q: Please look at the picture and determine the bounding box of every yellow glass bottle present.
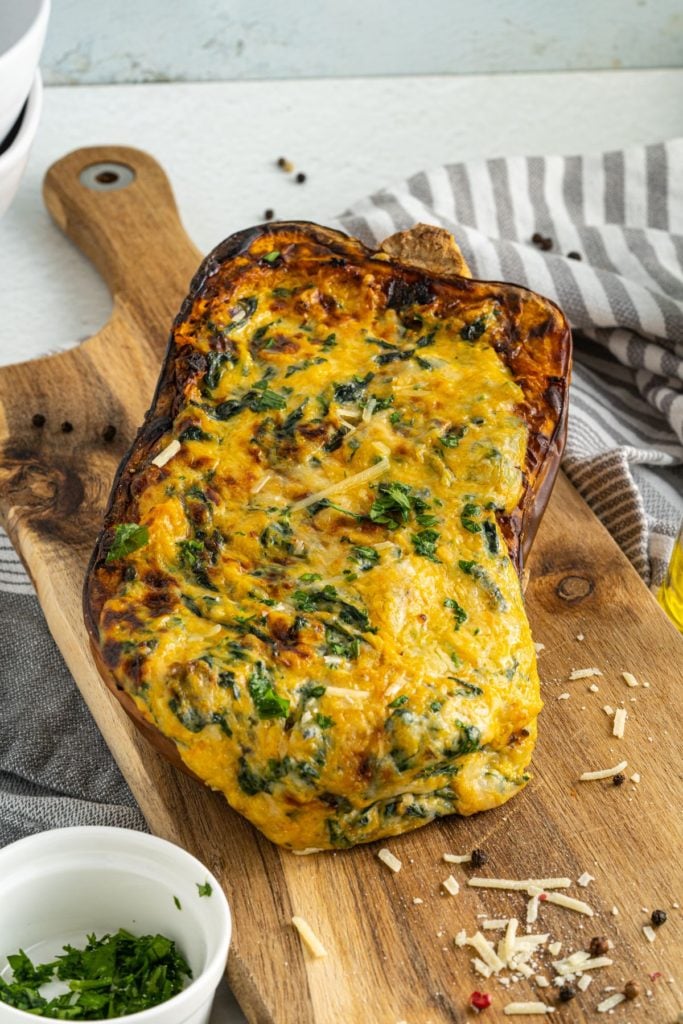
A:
[657,522,683,632]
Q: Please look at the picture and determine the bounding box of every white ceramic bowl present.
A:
[0,68,43,220]
[0,0,49,143]
[0,827,232,1024]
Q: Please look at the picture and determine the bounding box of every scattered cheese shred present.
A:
[534,643,545,654]
[443,852,471,864]
[377,848,401,873]
[597,993,625,1012]
[517,962,535,979]
[472,956,493,978]
[468,877,570,892]
[483,919,509,930]
[643,925,656,942]
[622,671,639,687]
[548,941,562,957]
[325,686,370,702]
[151,438,181,468]
[502,918,519,963]
[467,931,507,973]
[630,772,641,783]
[603,705,614,716]
[579,760,628,781]
[290,456,390,511]
[291,916,328,958]
[535,975,549,987]
[455,929,467,947]
[412,897,423,905]
[578,975,592,991]
[542,891,593,916]
[442,875,460,896]
[613,707,627,739]
[553,955,612,975]
[557,693,571,701]
[526,894,540,925]
[569,667,602,680]
[577,872,594,887]
[503,1002,554,1015]
[250,472,273,494]
[588,683,600,693]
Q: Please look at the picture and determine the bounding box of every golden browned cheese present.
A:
[87,224,570,851]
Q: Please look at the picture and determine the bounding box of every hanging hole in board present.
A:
[79,162,136,191]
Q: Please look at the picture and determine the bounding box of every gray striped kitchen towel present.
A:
[1,137,682,846]
[338,138,683,587]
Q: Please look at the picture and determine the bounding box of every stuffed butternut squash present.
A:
[84,222,571,851]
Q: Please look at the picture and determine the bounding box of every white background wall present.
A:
[42,0,682,85]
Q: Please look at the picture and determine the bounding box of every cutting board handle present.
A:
[43,146,202,328]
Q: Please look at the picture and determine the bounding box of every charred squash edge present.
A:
[83,220,572,779]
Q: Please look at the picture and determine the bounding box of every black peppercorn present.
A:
[277,157,293,172]
[624,980,640,1000]
[613,772,625,786]
[567,251,582,260]
[588,935,609,957]
[531,232,543,245]
[540,237,553,251]
[470,848,488,868]
[31,413,46,428]
[102,424,117,442]
[558,984,576,1002]
[264,208,274,221]
[651,909,667,926]
[295,171,307,184]
[61,421,73,433]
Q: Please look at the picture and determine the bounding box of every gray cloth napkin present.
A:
[1,138,682,845]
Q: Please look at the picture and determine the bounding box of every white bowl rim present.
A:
[0,825,232,1024]
[0,0,51,66]
[0,67,43,171]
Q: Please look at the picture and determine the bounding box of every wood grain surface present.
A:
[0,146,681,1024]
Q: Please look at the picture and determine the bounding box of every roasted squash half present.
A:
[84,222,571,851]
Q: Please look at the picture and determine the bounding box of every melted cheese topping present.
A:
[97,248,543,850]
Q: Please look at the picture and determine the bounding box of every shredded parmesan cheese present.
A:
[557,693,571,701]
[412,897,423,905]
[553,955,612,975]
[535,975,549,988]
[643,925,656,942]
[455,929,467,947]
[442,875,460,896]
[290,456,390,511]
[577,872,594,887]
[597,993,625,1012]
[325,686,370,701]
[443,852,471,864]
[377,848,401,873]
[579,760,628,781]
[151,439,181,468]
[468,877,570,892]
[502,918,519,963]
[588,683,600,693]
[548,941,562,957]
[503,1003,554,1015]
[469,931,507,973]
[569,667,602,680]
[291,847,322,855]
[577,974,592,991]
[526,894,540,925]
[250,472,273,494]
[541,891,593,916]
[291,916,327,958]
[622,671,639,687]
[362,397,377,422]
[630,772,641,783]
[603,705,614,716]
[483,919,509,929]
[612,707,627,739]
[472,957,493,978]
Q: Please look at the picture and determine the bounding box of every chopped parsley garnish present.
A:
[173,896,182,910]
[460,315,487,341]
[196,881,213,898]
[388,695,409,709]
[351,545,380,571]
[444,597,467,629]
[315,713,334,729]
[333,372,373,404]
[106,523,149,562]
[411,529,441,562]
[0,930,192,1018]
[483,520,500,555]
[178,424,211,442]
[204,351,230,390]
[262,250,281,264]
[369,481,413,529]
[324,622,360,660]
[439,424,467,448]
[460,502,482,533]
[299,572,323,583]
[458,559,508,610]
[248,662,289,719]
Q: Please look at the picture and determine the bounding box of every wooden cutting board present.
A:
[1,146,681,1024]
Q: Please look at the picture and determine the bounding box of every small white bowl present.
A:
[0,0,50,143]
[0,68,43,219]
[0,827,231,1024]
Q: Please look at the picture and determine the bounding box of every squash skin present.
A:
[84,221,571,849]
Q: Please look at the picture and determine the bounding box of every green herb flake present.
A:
[248,662,289,719]
[444,597,467,629]
[411,529,441,562]
[173,896,182,910]
[460,502,482,534]
[106,523,149,563]
[315,713,334,729]
[388,695,409,709]
[458,559,508,610]
[262,250,281,264]
[460,315,487,342]
[196,881,213,898]
[351,545,380,571]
